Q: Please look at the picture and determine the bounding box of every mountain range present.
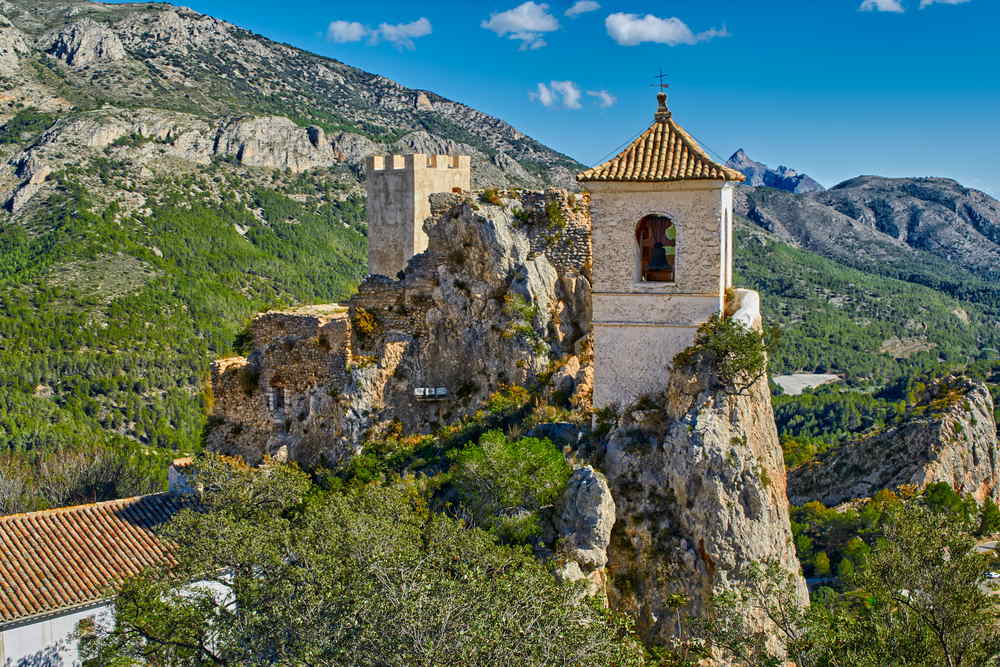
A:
[0,0,997,507]
[726,149,824,194]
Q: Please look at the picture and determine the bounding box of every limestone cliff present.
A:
[598,316,808,646]
[207,189,593,466]
[0,0,582,214]
[207,188,810,649]
[788,376,1000,506]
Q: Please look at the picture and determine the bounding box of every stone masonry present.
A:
[365,154,471,278]
[585,179,737,410]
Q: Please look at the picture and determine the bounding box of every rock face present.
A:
[207,189,593,466]
[0,0,582,215]
[726,149,824,194]
[44,18,125,66]
[599,344,808,646]
[789,376,1000,507]
[214,116,339,172]
[559,466,615,570]
[554,466,615,596]
[735,176,1000,277]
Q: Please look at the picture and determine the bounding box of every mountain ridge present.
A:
[726,148,824,194]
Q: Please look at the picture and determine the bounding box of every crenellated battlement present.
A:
[365,152,472,278]
[367,154,472,173]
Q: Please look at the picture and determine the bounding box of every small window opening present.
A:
[636,215,676,282]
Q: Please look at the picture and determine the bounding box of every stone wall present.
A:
[365,154,471,278]
[208,189,593,466]
[584,179,734,409]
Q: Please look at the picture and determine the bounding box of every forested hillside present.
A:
[0,0,997,512]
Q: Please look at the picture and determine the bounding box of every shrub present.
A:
[449,430,571,544]
[352,306,379,338]
[0,108,56,144]
[673,314,775,394]
[479,188,503,206]
[545,198,566,229]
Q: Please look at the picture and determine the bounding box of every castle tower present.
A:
[577,92,746,409]
[365,154,471,277]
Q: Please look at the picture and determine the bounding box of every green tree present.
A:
[978,497,1000,536]
[449,430,571,544]
[812,551,831,577]
[688,503,1000,667]
[835,557,854,579]
[83,455,643,666]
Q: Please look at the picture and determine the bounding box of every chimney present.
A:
[168,457,195,496]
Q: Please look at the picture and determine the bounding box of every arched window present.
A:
[636,215,676,282]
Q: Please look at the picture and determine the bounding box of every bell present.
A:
[647,242,670,271]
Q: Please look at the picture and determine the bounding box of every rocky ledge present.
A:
[788,375,1000,506]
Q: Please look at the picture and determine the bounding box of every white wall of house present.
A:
[1,604,111,667]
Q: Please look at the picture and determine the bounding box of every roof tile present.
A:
[577,97,745,184]
[0,494,181,624]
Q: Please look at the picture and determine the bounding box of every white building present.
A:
[577,90,747,409]
[0,468,187,666]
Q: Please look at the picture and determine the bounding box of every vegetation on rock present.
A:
[82,455,644,666]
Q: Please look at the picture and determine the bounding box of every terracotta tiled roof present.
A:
[577,94,745,184]
[0,494,181,625]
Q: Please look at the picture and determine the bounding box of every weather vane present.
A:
[651,69,670,92]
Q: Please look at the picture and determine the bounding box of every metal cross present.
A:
[651,69,670,92]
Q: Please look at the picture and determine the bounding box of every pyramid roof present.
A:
[577,94,745,184]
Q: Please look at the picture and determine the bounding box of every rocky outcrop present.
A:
[554,465,615,596]
[44,18,125,66]
[214,116,340,172]
[789,376,1000,506]
[207,189,593,466]
[598,324,807,646]
[726,149,824,194]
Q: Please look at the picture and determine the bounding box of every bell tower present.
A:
[577,91,746,409]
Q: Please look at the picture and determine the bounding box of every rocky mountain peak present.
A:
[726,148,824,194]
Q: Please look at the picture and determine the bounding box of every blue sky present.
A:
[110,0,999,196]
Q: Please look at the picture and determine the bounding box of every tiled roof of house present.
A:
[577,93,745,184]
[0,494,181,625]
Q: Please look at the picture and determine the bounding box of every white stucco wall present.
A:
[1,604,110,667]
[585,179,735,408]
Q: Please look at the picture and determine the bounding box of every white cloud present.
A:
[565,1,600,17]
[920,0,972,6]
[327,20,367,43]
[375,18,432,49]
[530,80,582,108]
[859,0,905,12]
[586,89,617,108]
[326,17,432,49]
[550,80,581,108]
[605,13,729,47]
[482,2,559,50]
[529,82,555,106]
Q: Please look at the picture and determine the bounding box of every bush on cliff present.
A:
[684,502,1000,667]
[449,430,571,544]
[82,455,643,666]
[673,314,775,395]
